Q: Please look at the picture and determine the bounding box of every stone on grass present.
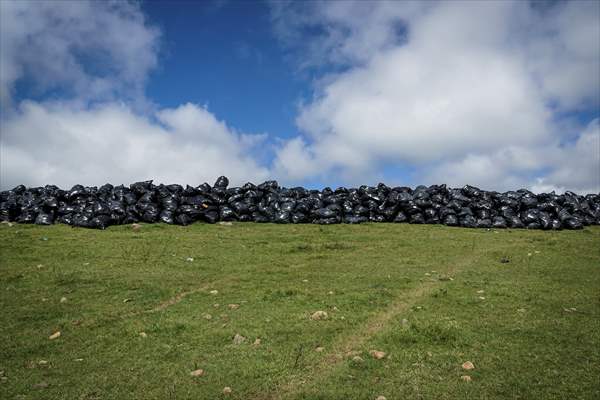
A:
[376,396,387,400]
[228,304,240,310]
[48,331,61,340]
[233,334,246,345]
[315,346,325,352]
[462,361,475,370]
[60,297,67,303]
[223,386,232,395]
[139,332,147,338]
[190,369,204,377]
[132,223,141,231]
[253,338,261,346]
[370,350,386,359]
[210,290,219,295]
[311,311,328,320]
[461,375,472,382]
[352,356,364,363]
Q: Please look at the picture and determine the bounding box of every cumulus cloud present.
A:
[272,0,600,193]
[0,0,159,107]
[0,0,271,189]
[0,101,270,189]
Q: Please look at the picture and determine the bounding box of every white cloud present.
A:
[0,0,159,107]
[0,0,272,190]
[272,0,600,193]
[0,101,270,189]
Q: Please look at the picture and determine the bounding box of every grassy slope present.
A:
[0,223,598,400]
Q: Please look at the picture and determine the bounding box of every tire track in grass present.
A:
[256,251,484,400]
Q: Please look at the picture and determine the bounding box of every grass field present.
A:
[1,223,599,399]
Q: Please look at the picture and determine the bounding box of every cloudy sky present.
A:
[1,0,599,193]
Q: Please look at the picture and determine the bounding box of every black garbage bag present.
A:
[35,212,54,225]
[410,213,424,224]
[492,216,508,228]
[89,215,111,229]
[460,215,477,228]
[443,214,459,226]
[214,176,229,189]
[159,210,175,224]
[220,206,237,221]
[16,209,36,223]
[274,211,290,223]
[520,209,540,224]
[344,215,367,224]
[476,218,492,228]
[203,210,219,224]
[394,211,408,223]
[564,217,583,229]
[175,213,194,226]
[507,216,524,228]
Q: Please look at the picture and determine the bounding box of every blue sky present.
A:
[144,0,307,140]
[1,0,599,193]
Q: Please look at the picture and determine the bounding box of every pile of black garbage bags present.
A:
[1,176,598,230]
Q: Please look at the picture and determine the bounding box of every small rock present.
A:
[213,303,220,308]
[74,358,84,362]
[424,272,431,276]
[233,333,246,345]
[203,314,212,320]
[352,356,364,363]
[332,306,339,311]
[132,223,142,231]
[328,291,334,295]
[33,382,49,389]
[227,304,239,310]
[123,298,132,303]
[38,360,48,366]
[302,279,308,283]
[479,296,486,300]
[253,338,261,346]
[36,264,44,269]
[223,386,232,395]
[190,369,204,377]
[209,290,218,295]
[60,297,67,303]
[218,221,233,226]
[376,396,387,400]
[315,346,325,352]
[311,311,328,320]
[427,351,433,357]
[461,375,472,382]
[462,361,475,370]
[83,262,90,266]
[186,257,194,262]
[139,332,147,338]
[370,350,386,359]
[48,331,61,340]
[476,290,485,294]
[527,252,532,257]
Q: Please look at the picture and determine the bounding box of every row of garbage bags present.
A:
[1,176,599,230]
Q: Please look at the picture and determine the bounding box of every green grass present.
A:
[1,223,599,400]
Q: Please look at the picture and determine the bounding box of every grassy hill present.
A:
[1,223,599,399]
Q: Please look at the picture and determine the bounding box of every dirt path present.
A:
[255,252,482,400]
